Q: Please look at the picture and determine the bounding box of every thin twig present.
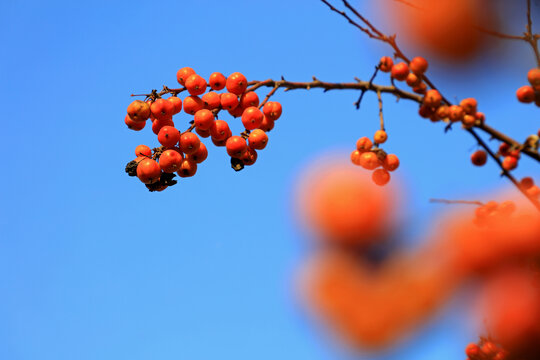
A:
[376,90,384,131]
[430,199,484,206]
[355,65,380,109]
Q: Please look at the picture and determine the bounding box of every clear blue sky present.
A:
[1,1,539,359]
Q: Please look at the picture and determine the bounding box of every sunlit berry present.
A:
[179,132,201,155]
[241,107,264,130]
[409,56,428,75]
[151,117,174,135]
[460,98,477,115]
[241,147,258,166]
[187,142,208,163]
[210,120,231,141]
[413,82,427,94]
[135,145,152,158]
[228,104,245,118]
[356,137,373,152]
[194,109,215,131]
[350,150,362,166]
[259,115,275,132]
[127,100,151,122]
[202,91,221,110]
[167,96,183,115]
[183,95,205,115]
[151,98,175,120]
[209,72,226,90]
[465,343,480,358]
[248,129,268,150]
[436,105,450,119]
[423,89,442,108]
[220,92,239,110]
[383,154,400,171]
[240,91,260,108]
[359,152,380,170]
[195,127,211,138]
[379,56,393,72]
[449,105,464,122]
[137,158,161,184]
[226,136,248,158]
[226,72,248,95]
[406,73,421,87]
[263,101,282,121]
[462,114,476,128]
[528,68,540,90]
[516,85,535,103]
[372,168,391,186]
[374,130,388,144]
[158,126,181,148]
[185,74,207,96]
[176,67,196,86]
[471,150,487,166]
[159,149,183,173]
[391,62,409,81]
[125,115,146,131]
[502,155,518,171]
[177,159,197,177]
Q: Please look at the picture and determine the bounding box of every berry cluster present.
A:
[516,68,540,106]
[124,68,282,191]
[380,56,486,128]
[350,133,399,186]
[473,200,516,227]
[465,339,509,360]
[520,176,540,199]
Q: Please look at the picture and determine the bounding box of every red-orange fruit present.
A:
[177,159,197,178]
[168,96,183,115]
[151,117,174,135]
[379,56,393,72]
[359,152,381,170]
[448,105,464,122]
[187,142,208,163]
[209,72,226,90]
[527,185,540,197]
[241,107,264,130]
[183,95,205,115]
[520,177,534,190]
[241,147,258,166]
[179,132,201,155]
[406,73,421,87]
[436,105,450,119]
[418,104,435,118]
[202,91,221,110]
[176,67,196,86]
[528,68,540,90]
[209,120,230,141]
[475,112,485,123]
[135,145,152,158]
[194,109,215,131]
[226,136,248,158]
[471,150,487,166]
[220,92,239,110]
[350,150,362,166]
[390,62,409,81]
[382,154,400,171]
[462,114,476,128]
[159,149,183,173]
[228,104,245,118]
[516,85,535,103]
[423,89,442,108]
[185,74,207,96]
[460,98,477,115]
[499,142,511,157]
[127,100,151,122]
[157,126,181,148]
[151,98,175,120]
[356,137,373,152]
[413,82,427,94]
[136,158,161,184]
[372,168,391,186]
[125,115,146,131]
[240,91,260,108]
[248,129,268,150]
[465,343,480,358]
[262,101,282,121]
[409,56,428,75]
[259,115,275,132]
[195,127,211,138]
[373,130,388,144]
[226,72,248,95]
[502,156,518,171]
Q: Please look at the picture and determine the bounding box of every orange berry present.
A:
[520,177,534,190]
[157,126,180,148]
[210,120,231,141]
[135,145,152,158]
[259,115,275,132]
[527,185,540,198]
[127,100,151,122]
[418,104,435,118]
[228,104,245,118]
[125,115,146,131]
[226,136,248,158]
[226,72,248,95]
[159,149,183,173]
[193,109,215,131]
[409,56,428,75]
[406,73,421,87]
[475,112,485,123]
[372,168,391,186]
[423,89,442,108]
[359,152,381,170]
[241,106,264,130]
[195,127,211,138]
[248,129,268,150]
[516,85,535,103]
[462,114,476,128]
[356,136,373,152]
[262,101,282,121]
[460,98,477,115]
[179,132,201,155]
[176,67,196,86]
[528,68,540,90]
[383,154,400,171]
[187,142,208,164]
[202,91,221,110]
[183,95,204,115]
[436,105,450,119]
[391,62,409,81]
[448,105,464,122]
[379,56,393,72]
[185,74,207,96]
[413,82,427,94]
[471,150,487,166]
[177,159,197,178]
[350,150,362,166]
[167,96,183,115]
[241,147,258,166]
[502,155,518,171]
[465,343,480,358]
[499,142,511,157]
[240,91,260,108]
[151,117,174,135]
[374,130,388,144]
[136,158,161,184]
[220,92,239,110]
[151,98,175,120]
[209,72,226,90]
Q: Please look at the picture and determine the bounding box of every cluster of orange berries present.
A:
[473,200,516,227]
[124,67,282,191]
[465,339,509,360]
[519,176,540,199]
[350,132,399,186]
[516,68,540,106]
[380,55,485,128]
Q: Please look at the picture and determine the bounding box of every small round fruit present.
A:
[185,74,207,96]
[179,132,201,155]
[135,145,152,158]
[176,67,196,86]
[528,68,540,90]
[502,155,518,171]
[168,96,183,114]
[356,137,373,152]
[241,107,264,130]
[159,149,183,173]
[520,177,534,190]
[125,115,146,131]
[226,72,248,95]
[220,92,239,110]
[516,85,535,103]
[183,95,205,115]
[372,168,391,186]
[137,158,161,184]
[127,100,151,122]
[460,98,477,115]
[195,127,211,138]
[374,130,388,144]
[226,136,248,158]
[406,73,421,87]
[152,118,174,135]
[209,72,227,90]
[202,91,221,110]
[471,150,487,166]
[151,98,175,120]
[194,109,215,131]
[383,154,400,171]
[259,115,275,132]
[350,150,362,166]
[409,56,428,75]
[359,152,380,170]
[187,142,208,163]
[157,126,181,148]
[379,56,393,72]
[240,91,260,108]
[248,129,268,150]
[262,101,282,121]
[449,105,464,122]
[210,120,231,141]
[391,62,409,81]
[241,147,258,166]
[177,159,197,178]
[423,89,442,108]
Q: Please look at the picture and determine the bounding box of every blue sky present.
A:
[1,1,539,359]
